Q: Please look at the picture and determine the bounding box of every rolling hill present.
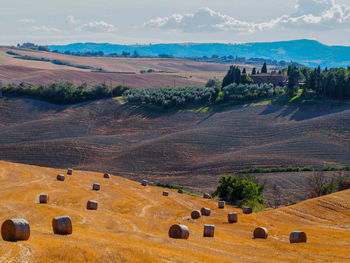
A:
[0,47,231,88]
[50,39,350,68]
[0,160,350,262]
[0,97,350,203]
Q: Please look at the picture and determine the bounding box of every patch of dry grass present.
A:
[0,160,350,262]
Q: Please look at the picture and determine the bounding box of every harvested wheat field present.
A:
[1,160,350,262]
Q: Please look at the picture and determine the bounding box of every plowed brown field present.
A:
[0,97,350,203]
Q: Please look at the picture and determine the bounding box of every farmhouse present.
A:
[251,73,286,86]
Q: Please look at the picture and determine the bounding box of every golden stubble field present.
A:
[0,160,350,263]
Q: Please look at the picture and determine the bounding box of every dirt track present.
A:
[0,97,350,203]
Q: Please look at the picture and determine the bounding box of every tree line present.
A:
[124,86,219,108]
[1,82,130,104]
[287,63,350,99]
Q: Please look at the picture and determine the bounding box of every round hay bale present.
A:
[39,194,49,204]
[163,191,169,196]
[203,224,215,237]
[1,219,30,241]
[178,189,184,194]
[228,212,238,223]
[141,180,148,186]
[52,216,72,235]
[218,201,225,209]
[92,183,100,191]
[87,200,98,210]
[103,173,110,179]
[191,210,201,220]
[254,227,268,239]
[57,174,65,181]
[243,207,252,214]
[67,168,73,175]
[289,231,307,243]
[200,207,211,216]
[168,224,189,239]
[203,193,210,199]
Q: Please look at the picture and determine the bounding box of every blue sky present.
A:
[1,0,350,45]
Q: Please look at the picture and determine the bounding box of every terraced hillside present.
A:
[0,160,350,262]
[0,97,350,202]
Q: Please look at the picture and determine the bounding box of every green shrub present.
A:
[213,174,265,209]
[112,85,131,97]
[222,83,285,102]
[155,183,184,190]
[205,77,222,90]
[215,91,224,103]
[320,180,337,195]
[337,178,350,191]
[286,201,298,206]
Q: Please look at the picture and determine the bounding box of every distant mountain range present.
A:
[49,39,350,68]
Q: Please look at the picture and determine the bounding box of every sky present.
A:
[1,0,350,46]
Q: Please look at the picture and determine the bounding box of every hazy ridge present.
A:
[50,39,350,68]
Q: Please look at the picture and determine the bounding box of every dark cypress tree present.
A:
[242,68,246,74]
[261,63,268,74]
[287,63,300,92]
[222,66,234,87]
[234,66,241,84]
[252,68,256,75]
[222,66,243,87]
[336,69,347,99]
[132,50,140,58]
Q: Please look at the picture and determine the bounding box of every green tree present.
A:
[287,63,302,93]
[122,51,130,57]
[240,73,253,84]
[213,174,265,209]
[222,66,242,87]
[252,68,257,75]
[261,63,267,74]
[205,77,221,92]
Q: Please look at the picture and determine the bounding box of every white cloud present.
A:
[81,21,115,33]
[31,26,61,33]
[144,0,350,33]
[18,18,36,23]
[66,15,79,24]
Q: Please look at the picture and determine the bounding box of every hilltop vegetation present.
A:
[288,64,350,99]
